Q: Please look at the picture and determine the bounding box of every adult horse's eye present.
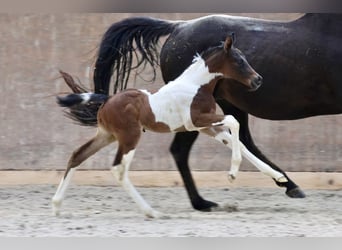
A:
[238,59,244,66]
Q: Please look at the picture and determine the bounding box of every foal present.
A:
[53,36,284,218]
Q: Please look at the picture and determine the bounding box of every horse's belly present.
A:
[146,90,195,131]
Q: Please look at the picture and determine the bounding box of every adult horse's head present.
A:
[203,34,263,91]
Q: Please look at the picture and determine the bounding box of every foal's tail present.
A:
[57,93,109,127]
[93,16,182,95]
[57,70,109,127]
[57,93,108,108]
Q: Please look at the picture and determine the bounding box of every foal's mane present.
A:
[198,42,225,62]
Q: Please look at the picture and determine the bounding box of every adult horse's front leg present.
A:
[216,99,305,198]
[170,131,219,211]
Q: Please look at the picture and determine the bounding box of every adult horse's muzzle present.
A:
[250,75,263,91]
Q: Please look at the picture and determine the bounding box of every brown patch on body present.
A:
[190,79,225,128]
[98,89,172,135]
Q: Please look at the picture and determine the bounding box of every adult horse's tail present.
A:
[93,16,181,95]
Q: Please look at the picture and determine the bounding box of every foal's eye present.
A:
[238,59,244,66]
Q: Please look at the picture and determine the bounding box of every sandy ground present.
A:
[1,185,342,237]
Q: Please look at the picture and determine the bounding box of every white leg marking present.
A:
[208,125,287,183]
[239,143,287,182]
[52,168,76,216]
[110,150,162,218]
[213,115,241,181]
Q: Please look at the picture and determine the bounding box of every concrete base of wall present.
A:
[1,171,342,190]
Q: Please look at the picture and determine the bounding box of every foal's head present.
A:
[202,34,263,91]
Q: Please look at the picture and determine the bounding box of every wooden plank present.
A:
[1,171,342,190]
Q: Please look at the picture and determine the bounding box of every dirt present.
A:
[1,185,342,236]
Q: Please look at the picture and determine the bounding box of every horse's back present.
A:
[160,14,293,82]
[160,14,342,119]
[98,89,147,133]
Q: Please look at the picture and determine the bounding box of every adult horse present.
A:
[92,13,342,211]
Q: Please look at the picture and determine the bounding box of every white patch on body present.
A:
[141,56,222,131]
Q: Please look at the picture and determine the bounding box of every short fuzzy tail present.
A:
[57,93,108,107]
[57,93,87,107]
[57,71,109,127]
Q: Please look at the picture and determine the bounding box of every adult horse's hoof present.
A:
[193,199,219,212]
[286,187,306,198]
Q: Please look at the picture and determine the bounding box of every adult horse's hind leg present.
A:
[52,128,115,216]
[170,131,219,211]
[110,129,162,218]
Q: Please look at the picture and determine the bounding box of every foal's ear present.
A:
[224,36,233,52]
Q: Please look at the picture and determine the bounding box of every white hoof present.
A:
[52,198,62,216]
[276,176,288,183]
[228,173,236,183]
[144,209,168,219]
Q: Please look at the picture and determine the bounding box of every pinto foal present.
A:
[53,36,285,218]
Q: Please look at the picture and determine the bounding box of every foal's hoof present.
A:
[286,187,306,198]
[276,176,288,183]
[51,198,62,216]
[227,174,236,183]
[145,210,169,219]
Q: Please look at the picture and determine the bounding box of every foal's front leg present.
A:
[201,126,287,182]
[212,115,242,180]
[192,114,241,180]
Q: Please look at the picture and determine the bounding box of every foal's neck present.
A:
[174,55,223,88]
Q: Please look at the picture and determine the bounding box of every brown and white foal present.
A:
[53,36,286,218]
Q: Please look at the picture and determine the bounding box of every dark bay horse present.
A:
[92,13,342,211]
[53,36,279,217]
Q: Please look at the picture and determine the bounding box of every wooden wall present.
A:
[1,13,341,172]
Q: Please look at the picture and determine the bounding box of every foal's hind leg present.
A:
[52,128,114,216]
[110,129,162,218]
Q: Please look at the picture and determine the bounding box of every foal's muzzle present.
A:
[250,75,263,91]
